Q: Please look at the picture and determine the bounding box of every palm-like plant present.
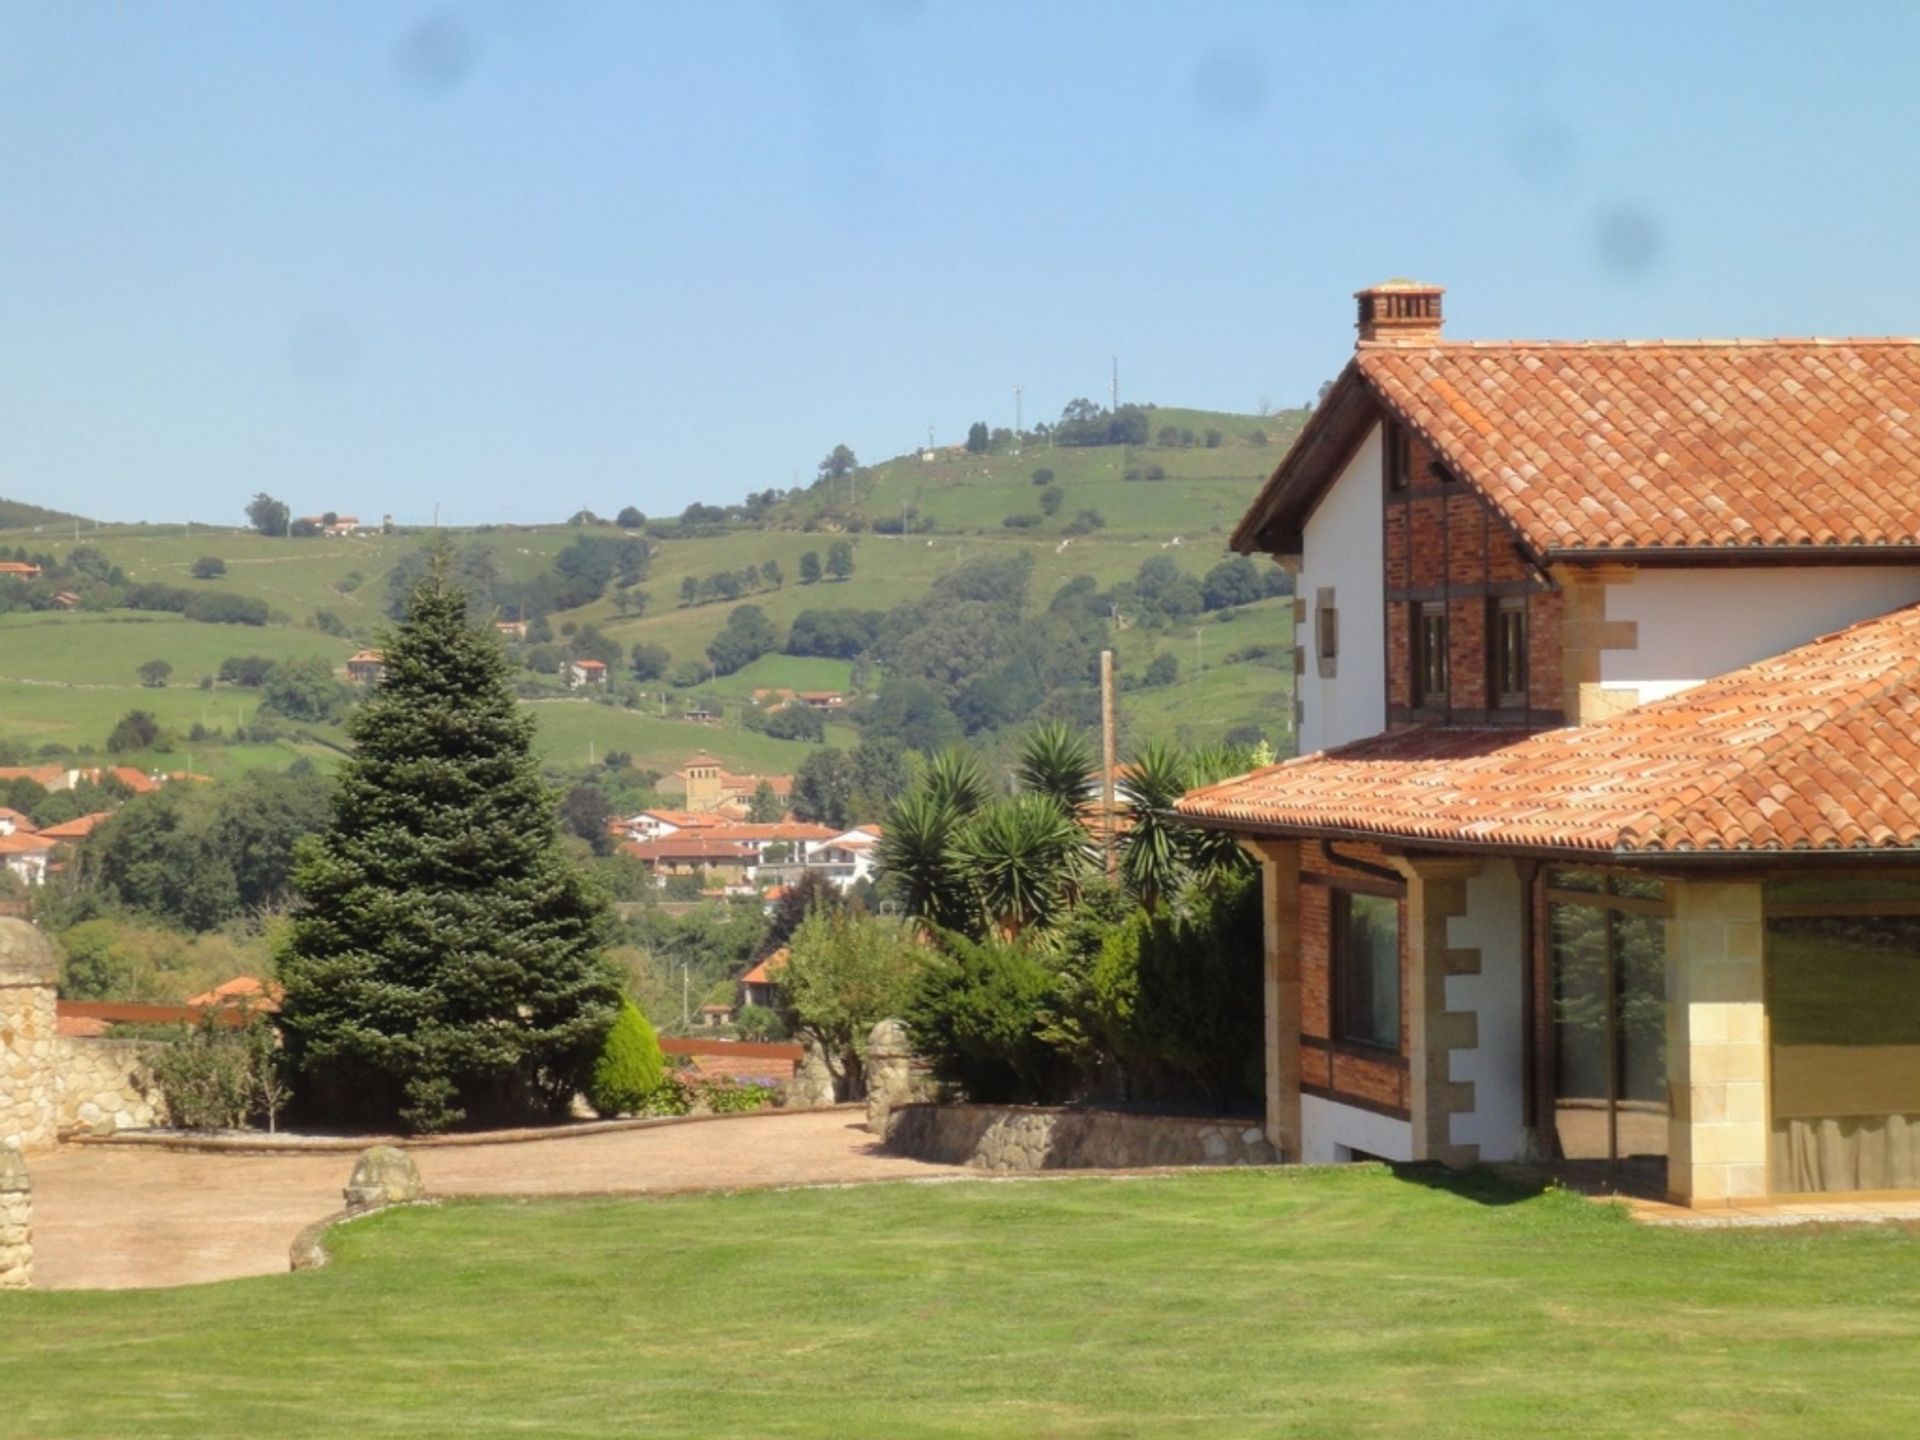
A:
[876,789,976,933]
[1014,721,1096,816]
[1183,743,1259,885]
[917,747,995,817]
[954,793,1088,938]
[1117,738,1190,914]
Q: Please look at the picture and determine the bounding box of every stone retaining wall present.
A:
[883,1103,1276,1172]
[53,1038,162,1138]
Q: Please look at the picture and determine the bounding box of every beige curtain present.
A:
[1772,1114,1920,1194]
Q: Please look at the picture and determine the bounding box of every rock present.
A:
[343,1146,422,1208]
[789,1038,837,1109]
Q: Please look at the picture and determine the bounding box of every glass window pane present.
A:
[1551,901,1611,1159]
[1769,911,1920,1193]
[1614,910,1669,1159]
[1610,873,1666,902]
[1766,874,1920,908]
[1548,868,1605,894]
[1338,892,1400,1049]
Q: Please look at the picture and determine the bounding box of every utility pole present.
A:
[1100,649,1117,878]
[1111,354,1119,414]
[1195,627,1206,674]
[681,963,690,1031]
[1012,383,1023,454]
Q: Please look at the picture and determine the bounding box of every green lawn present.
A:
[5,1166,1919,1437]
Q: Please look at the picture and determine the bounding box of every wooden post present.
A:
[1100,649,1117,877]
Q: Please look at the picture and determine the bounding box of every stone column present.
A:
[0,1146,30,1289]
[1394,856,1482,1167]
[0,919,59,1155]
[1666,880,1768,1206]
[865,1019,915,1136]
[1245,839,1301,1162]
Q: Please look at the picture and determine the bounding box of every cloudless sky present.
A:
[1,1,1916,526]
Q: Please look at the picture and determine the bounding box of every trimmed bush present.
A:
[587,998,665,1117]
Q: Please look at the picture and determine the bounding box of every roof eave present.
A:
[1229,360,1380,556]
[1547,545,1920,569]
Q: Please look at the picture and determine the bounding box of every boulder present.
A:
[343,1145,422,1208]
[789,1038,837,1109]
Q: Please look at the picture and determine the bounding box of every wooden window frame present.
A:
[1331,886,1403,1055]
[1384,423,1411,492]
[1412,601,1448,709]
[1489,596,1529,710]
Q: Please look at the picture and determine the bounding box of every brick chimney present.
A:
[1355,279,1444,344]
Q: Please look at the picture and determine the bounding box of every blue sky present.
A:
[1,1,1915,526]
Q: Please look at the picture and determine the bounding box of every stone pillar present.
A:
[864,1019,914,1136]
[1666,880,1768,1206]
[1246,839,1301,1162]
[0,919,59,1155]
[789,1037,837,1109]
[0,1146,30,1289]
[1394,856,1482,1167]
[1549,563,1640,723]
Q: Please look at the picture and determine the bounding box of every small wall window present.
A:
[1413,601,1448,708]
[1385,423,1411,491]
[1490,597,1528,709]
[1314,586,1338,679]
[1334,890,1401,1050]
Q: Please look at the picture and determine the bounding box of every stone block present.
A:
[343,1146,422,1208]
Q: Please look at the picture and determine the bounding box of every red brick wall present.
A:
[1298,841,1410,1118]
[1383,426,1562,730]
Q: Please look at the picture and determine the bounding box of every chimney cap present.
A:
[1354,279,1445,344]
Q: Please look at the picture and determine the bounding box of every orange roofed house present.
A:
[1176,280,1920,1208]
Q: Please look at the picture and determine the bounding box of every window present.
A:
[1490,597,1528,709]
[1314,587,1338,678]
[1413,602,1447,708]
[1385,423,1410,491]
[1334,890,1401,1050]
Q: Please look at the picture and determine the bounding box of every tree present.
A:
[1201,556,1263,612]
[790,747,854,829]
[615,506,646,529]
[760,559,783,590]
[1143,652,1179,687]
[276,563,620,1132]
[106,709,162,753]
[191,556,227,580]
[561,785,614,854]
[826,540,855,581]
[798,550,823,585]
[137,659,173,689]
[747,780,785,823]
[260,657,350,723]
[779,907,924,1097]
[965,421,990,453]
[953,793,1087,939]
[818,444,858,481]
[629,642,671,682]
[679,575,699,607]
[1038,486,1063,516]
[586,998,665,1116]
[1015,721,1095,815]
[706,604,778,676]
[245,493,290,537]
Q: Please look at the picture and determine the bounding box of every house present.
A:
[0,831,54,886]
[737,950,787,1011]
[0,765,72,791]
[676,752,793,816]
[697,1002,734,1028]
[494,620,529,642]
[797,691,846,711]
[1175,279,1920,1209]
[0,562,42,580]
[681,705,718,724]
[807,825,884,891]
[299,514,360,537]
[345,649,386,684]
[50,591,80,610]
[567,659,608,689]
[616,808,722,843]
[618,836,760,886]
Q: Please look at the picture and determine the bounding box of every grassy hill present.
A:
[0,405,1300,778]
[0,493,87,531]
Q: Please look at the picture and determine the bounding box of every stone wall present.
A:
[884,1103,1275,1172]
[0,921,59,1153]
[863,1019,937,1135]
[1,920,164,1151]
[53,1037,163,1138]
[0,1147,30,1289]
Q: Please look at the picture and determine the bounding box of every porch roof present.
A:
[1176,603,1920,857]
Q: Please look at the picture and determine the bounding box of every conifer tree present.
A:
[277,563,620,1131]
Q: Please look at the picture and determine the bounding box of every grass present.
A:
[5,1165,1920,1437]
[525,696,856,776]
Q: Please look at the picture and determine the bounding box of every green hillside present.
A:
[0,493,87,531]
[0,404,1301,778]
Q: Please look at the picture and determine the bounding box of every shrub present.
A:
[1063,509,1106,536]
[1002,512,1041,529]
[191,556,226,579]
[903,931,1063,1103]
[1038,486,1063,516]
[587,998,666,1117]
[735,1003,787,1041]
[151,1015,284,1131]
[1029,467,1054,486]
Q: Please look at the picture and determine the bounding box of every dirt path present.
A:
[28,1111,964,1291]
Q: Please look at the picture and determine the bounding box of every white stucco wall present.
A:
[1444,860,1527,1162]
[1296,424,1386,754]
[1602,567,1920,704]
[1299,1093,1413,1164]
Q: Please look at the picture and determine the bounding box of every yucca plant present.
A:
[1014,720,1096,816]
[917,746,996,817]
[876,788,976,933]
[1117,738,1190,915]
[954,793,1089,938]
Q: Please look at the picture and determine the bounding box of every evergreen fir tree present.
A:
[277,563,620,1131]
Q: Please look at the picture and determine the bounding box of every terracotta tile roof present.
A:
[740,950,788,986]
[185,975,284,1011]
[37,811,112,840]
[0,765,68,788]
[1240,338,1920,558]
[705,822,837,843]
[1177,603,1920,856]
[0,832,55,855]
[57,1014,111,1038]
[0,808,35,831]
